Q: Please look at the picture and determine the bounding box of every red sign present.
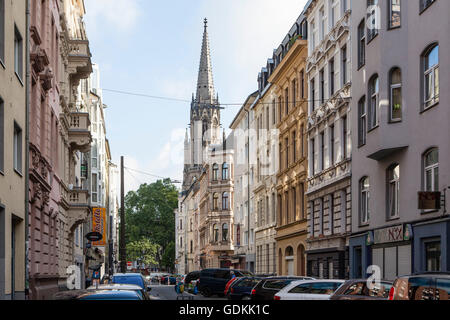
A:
[127,261,132,267]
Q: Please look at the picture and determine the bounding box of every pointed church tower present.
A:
[183,18,222,192]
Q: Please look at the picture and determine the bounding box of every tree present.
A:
[126,238,159,267]
[124,179,178,268]
[161,241,175,272]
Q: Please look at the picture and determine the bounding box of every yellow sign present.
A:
[92,208,107,246]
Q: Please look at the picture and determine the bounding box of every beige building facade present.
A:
[0,0,27,300]
[270,17,309,277]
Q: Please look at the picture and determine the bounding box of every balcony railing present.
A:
[68,38,93,79]
[68,112,92,152]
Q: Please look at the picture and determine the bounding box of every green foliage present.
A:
[126,238,159,266]
[123,179,178,269]
[161,241,175,270]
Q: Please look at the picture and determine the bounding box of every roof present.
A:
[87,284,143,291]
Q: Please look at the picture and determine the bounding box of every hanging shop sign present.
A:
[92,208,107,246]
[85,232,103,242]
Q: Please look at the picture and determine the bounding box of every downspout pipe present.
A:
[24,0,31,300]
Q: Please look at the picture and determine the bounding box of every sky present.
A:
[84,0,308,193]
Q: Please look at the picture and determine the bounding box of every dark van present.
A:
[198,268,253,297]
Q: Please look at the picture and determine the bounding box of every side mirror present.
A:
[147,286,152,292]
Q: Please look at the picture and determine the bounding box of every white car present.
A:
[274,279,345,300]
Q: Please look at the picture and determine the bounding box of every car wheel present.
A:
[242,295,251,300]
[202,287,212,297]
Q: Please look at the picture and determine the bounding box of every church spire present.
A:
[196,18,215,104]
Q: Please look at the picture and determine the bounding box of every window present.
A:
[289,283,312,294]
[424,148,439,192]
[368,75,379,130]
[387,164,400,219]
[311,21,316,51]
[319,69,325,105]
[285,137,289,168]
[285,87,289,115]
[389,68,402,121]
[213,224,219,242]
[0,97,3,172]
[222,192,229,210]
[320,131,325,171]
[367,0,379,41]
[222,162,229,180]
[319,7,325,41]
[329,0,336,29]
[310,78,316,111]
[358,97,367,147]
[329,194,334,235]
[425,240,441,272]
[92,173,98,203]
[14,26,23,81]
[341,46,347,86]
[329,58,335,96]
[0,0,4,63]
[341,115,348,159]
[300,125,305,158]
[300,70,305,98]
[236,225,241,246]
[272,100,276,125]
[179,219,183,230]
[292,131,297,163]
[310,138,315,176]
[360,177,370,224]
[389,0,401,28]
[13,123,22,174]
[358,20,366,68]
[222,224,229,241]
[212,163,219,181]
[292,79,297,108]
[190,240,193,253]
[329,125,335,166]
[420,0,436,12]
[423,44,439,109]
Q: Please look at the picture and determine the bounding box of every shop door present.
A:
[286,259,294,276]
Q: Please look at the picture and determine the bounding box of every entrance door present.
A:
[354,247,363,278]
[286,258,294,276]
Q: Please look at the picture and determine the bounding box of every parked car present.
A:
[251,276,315,301]
[224,277,240,296]
[330,279,393,300]
[228,277,263,300]
[111,273,149,291]
[389,273,450,300]
[198,268,253,297]
[87,283,151,300]
[274,279,345,300]
[185,271,201,284]
[78,289,143,300]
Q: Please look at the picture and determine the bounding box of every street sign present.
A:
[85,232,103,242]
[418,192,441,210]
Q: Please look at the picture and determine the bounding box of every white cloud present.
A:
[84,0,141,34]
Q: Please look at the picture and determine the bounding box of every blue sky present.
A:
[84,0,308,192]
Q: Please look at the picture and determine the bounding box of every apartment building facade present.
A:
[0,0,27,300]
[304,0,352,279]
[349,0,450,280]
[230,92,258,272]
[251,65,279,276]
[270,15,309,277]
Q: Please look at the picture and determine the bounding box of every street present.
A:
[149,284,227,301]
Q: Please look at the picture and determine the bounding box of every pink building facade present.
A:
[28,0,62,299]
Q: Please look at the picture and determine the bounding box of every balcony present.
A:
[68,38,93,81]
[69,112,92,153]
[67,188,90,232]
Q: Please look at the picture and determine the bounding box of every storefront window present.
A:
[425,241,441,272]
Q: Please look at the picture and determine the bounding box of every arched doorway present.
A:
[285,246,294,276]
[297,244,306,276]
